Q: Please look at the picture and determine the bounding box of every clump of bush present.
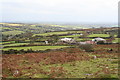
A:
[2,49,52,54]
[97,41,105,44]
[78,44,94,52]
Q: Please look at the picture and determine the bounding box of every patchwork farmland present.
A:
[1,23,119,78]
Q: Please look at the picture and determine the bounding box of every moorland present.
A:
[1,23,119,78]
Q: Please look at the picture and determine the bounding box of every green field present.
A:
[76,38,92,41]
[114,35,117,37]
[0,41,15,45]
[112,38,120,43]
[60,34,82,38]
[66,31,84,33]
[2,30,24,35]
[33,32,69,36]
[1,27,12,30]
[3,46,69,51]
[33,31,84,37]
[87,34,110,37]
[50,25,86,29]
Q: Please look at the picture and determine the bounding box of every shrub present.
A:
[97,41,105,44]
[78,44,94,52]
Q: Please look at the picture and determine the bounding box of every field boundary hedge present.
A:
[2,47,74,54]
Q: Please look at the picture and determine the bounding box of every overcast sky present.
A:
[1,0,119,23]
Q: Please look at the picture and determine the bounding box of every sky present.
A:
[1,0,119,23]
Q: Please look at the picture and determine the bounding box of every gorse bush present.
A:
[79,44,94,52]
[97,41,105,44]
[2,49,49,54]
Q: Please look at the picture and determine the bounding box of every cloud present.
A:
[1,0,119,23]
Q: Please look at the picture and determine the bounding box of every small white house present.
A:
[80,33,83,36]
[78,41,95,45]
[45,41,48,44]
[79,42,87,44]
[60,38,74,43]
[92,38,106,43]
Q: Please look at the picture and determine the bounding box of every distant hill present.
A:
[1,23,86,35]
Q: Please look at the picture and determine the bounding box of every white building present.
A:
[60,38,74,43]
[92,38,106,43]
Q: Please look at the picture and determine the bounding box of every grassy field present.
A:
[60,34,82,38]
[50,25,86,29]
[33,31,84,37]
[33,32,69,36]
[0,41,15,45]
[2,23,23,26]
[114,35,117,37]
[0,27,12,31]
[3,46,69,51]
[76,38,92,41]
[87,34,110,37]
[2,30,24,35]
[50,25,67,27]
[112,38,120,43]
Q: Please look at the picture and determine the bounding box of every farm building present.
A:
[72,33,83,35]
[85,41,95,44]
[92,38,106,44]
[78,41,95,45]
[60,38,75,43]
